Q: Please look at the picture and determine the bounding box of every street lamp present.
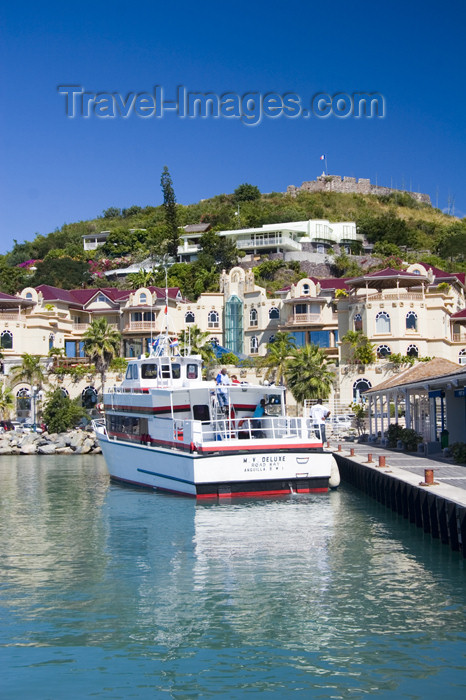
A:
[31,384,39,432]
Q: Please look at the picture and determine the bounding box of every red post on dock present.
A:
[326,441,330,448]
[378,455,386,468]
[350,447,355,456]
[337,444,342,452]
[367,453,373,463]
[424,469,434,485]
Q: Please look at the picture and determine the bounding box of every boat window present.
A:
[161,364,171,378]
[172,364,181,379]
[187,364,198,379]
[125,364,133,380]
[193,405,210,421]
[267,394,281,405]
[141,363,158,379]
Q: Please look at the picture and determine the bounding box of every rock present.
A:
[20,443,37,455]
[70,431,85,450]
[92,446,102,454]
[0,446,13,454]
[55,446,74,454]
[79,438,94,454]
[37,443,57,455]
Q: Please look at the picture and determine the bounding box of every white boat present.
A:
[93,338,339,498]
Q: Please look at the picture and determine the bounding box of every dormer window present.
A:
[139,293,147,304]
[97,293,107,303]
[303,284,310,296]
[25,292,33,300]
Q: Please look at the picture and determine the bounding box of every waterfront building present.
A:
[1,263,465,420]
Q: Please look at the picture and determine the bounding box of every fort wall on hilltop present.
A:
[287,174,431,205]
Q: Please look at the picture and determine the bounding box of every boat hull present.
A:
[97,434,333,498]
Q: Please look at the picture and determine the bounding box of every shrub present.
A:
[386,423,404,447]
[43,389,87,433]
[450,442,466,464]
[401,428,423,451]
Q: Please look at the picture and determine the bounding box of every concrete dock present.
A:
[329,441,466,557]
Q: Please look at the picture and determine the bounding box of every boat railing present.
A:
[148,415,322,446]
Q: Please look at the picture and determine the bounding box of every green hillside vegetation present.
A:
[1,186,465,298]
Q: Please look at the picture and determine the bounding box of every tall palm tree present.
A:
[9,353,47,388]
[83,318,121,396]
[178,325,215,363]
[257,332,296,385]
[285,344,335,407]
[0,384,14,419]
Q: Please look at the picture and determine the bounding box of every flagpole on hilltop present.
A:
[320,154,328,175]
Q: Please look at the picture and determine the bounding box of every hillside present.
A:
[0,188,465,298]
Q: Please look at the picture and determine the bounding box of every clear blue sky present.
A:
[1,0,465,254]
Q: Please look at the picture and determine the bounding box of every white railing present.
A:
[286,313,322,325]
[124,321,156,331]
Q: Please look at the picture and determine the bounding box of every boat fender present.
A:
[190,442,197,453]
[328,456,341,489]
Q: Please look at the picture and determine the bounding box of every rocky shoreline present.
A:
[0,429,101,455]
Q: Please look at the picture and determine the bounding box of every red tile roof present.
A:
[35,285,181,307]
[451,309,466,319]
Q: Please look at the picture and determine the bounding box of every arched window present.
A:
[406,311,418,331]
[25,292,33,299]
[249,308,258,327]
[407,344,419,358]
[185,311,195,324]
[377,344,391,358]
[250,336,259,354]
[303,284,310,295]
[60,387,69,397]
[353,313,362,331]
[353,378,372,399]
[16,387,31,415]
[0,330,13,349]
[375,311,391,333]
[210,337,219,346]
[269,306,280,320]
[82,386,98,409]
[413,269,421,275]
[459,349,466,365]
[268,334,276,344]
[208,310,219,328]
[139,293,147,304]
[49,333,55,350]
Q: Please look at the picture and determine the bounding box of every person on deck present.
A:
[231,375,241,385]
[216,368,231,409]
[309,399,330,443]
[252,398,267,437]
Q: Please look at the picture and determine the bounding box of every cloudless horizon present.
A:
[1,0,465,255]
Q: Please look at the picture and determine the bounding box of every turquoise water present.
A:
[0,455,464,699]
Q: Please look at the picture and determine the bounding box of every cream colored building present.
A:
[1,262,465,421]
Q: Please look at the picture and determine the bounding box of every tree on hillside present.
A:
[285,344,335,405]
[161,166,179,258]
[9,354,47,389]
[0,259,27,295]
[234,183,261,201]
[197,230,239,271]
[31,257,92,289]
[257,332,296,385]
[127,268,157,290]
[83,318,121,396]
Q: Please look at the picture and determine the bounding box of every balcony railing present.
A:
[359,292,424,301]
[124,321,157,332]
[238,234,302,251]
[0,313,22,320]
[452,332,466,342]
[286,313,322,325]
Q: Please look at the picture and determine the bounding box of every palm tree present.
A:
[0,384,14,419]
[257,332,296,385]
[126,268,156,290]
[83,318,121,395]
[178,325,215,363]
[285,344,335,407]
[9,353,47,388]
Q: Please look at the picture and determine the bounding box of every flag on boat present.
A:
[320,154,325,160]
[152,338,159,350]
[164,305,168,314]
[170,338,179,347]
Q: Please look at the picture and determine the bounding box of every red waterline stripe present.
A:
[197,487,328,499]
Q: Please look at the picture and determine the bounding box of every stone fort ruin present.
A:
[287,174,431,205]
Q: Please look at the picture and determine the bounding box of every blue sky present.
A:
[1,0,465,254]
